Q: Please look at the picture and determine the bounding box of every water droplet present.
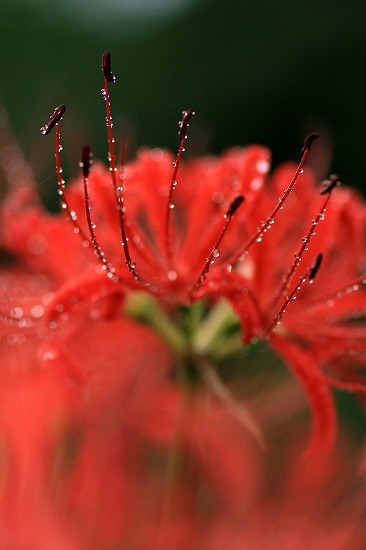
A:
[318,213,325,221]
[212,248,220,258]
[167,270,178,281]
[256,159,270,174]
[169,204,175,209]
[31,305,44,318]
[11,307,23,319]
[255,236,262,243]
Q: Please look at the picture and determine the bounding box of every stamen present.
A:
[80,144,92,178]
[81,145,118,281]
[102,51,116,83]
[231,132,320,265]
[320,173,341,195]
[40,106,89,245]
[101,51,143,283]
[189,195,244,300]
[165,108,195,261]
[301,132,320,154]
[271,175,339,306]
[40,104,66,135]
[309,252,323,282]
[307,273,366,312]
[266,253,323,336]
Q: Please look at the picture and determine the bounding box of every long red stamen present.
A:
[165,108,195,261]
[40,106,89,246]
[271,175,340,309]
[231,132,320,266]
[101,51,144,284]
[265,253,323,336]
[306,273,366,313]
[189,195,244,300]
[81,145,118,281]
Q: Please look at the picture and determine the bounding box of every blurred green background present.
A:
[1,0,366,195]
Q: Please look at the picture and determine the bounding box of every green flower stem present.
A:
[123,292,187,354]
[192,298,240,355]
[210,332,244,360]
[196,357,266,449]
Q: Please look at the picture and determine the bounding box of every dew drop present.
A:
[31,305,44,318]
[212,248,220,258]
[11,307,23,319]
[167,270,178,281]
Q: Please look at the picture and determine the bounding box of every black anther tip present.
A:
[40,104,66,135]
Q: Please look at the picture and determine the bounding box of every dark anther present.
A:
[102,51,116,83]
[81,145,92,178]
[40,105,66,135]
[178,108,195,139]
[301,132,320,154]
[309,253,323,281]
[226,195,245,217]
[320,174,341,195]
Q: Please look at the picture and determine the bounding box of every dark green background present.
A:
[1,0,366,195]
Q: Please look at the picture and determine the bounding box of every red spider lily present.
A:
[2,51,366,458]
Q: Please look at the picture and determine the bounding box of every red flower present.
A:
[2,51,366,459]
